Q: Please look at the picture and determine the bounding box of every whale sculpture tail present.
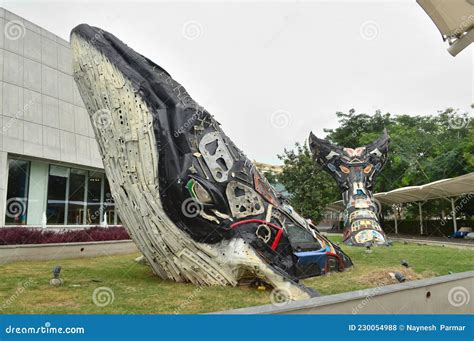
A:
[309,130,390,246]
[70,24,352,301]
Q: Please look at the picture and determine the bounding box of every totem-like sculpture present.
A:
[70,24,352,301]
[309,132,390,246]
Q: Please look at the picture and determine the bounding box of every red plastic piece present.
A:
[325,251,345,272]
[230,219,283,251]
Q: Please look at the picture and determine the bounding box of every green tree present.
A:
[277,142,338,222]
[278,108,473,221]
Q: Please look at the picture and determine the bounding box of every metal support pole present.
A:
[418,202,423,235]
[394,212,398,234]
[451,198,458,233]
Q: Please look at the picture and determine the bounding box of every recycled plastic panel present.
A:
[70,24,352,301]
[309,131,390,246]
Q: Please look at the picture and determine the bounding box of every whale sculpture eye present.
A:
[339,165,350,174]
[363,164,373,174]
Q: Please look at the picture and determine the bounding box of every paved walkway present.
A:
[388,234,474,249]
[324,231,474,249]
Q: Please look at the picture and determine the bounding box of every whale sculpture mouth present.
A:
[71,24,353,301]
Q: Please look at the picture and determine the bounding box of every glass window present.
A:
[86,171,103,225]
[5,159,118,226]
[46,166,69,225]
[116,214,122,225]
[286,222,322,252]
[67,169,87,225]
[103,179,117,225]
[5,160,30,225]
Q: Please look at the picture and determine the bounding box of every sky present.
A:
[2,0,472,164]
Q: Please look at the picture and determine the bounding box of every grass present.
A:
[0,236,472,314]
[303,235,473,295]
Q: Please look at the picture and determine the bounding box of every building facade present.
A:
[0,8,118,227]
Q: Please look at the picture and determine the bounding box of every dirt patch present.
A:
[357,267,436,286]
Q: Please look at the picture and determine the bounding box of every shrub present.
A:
[0,226,130,245]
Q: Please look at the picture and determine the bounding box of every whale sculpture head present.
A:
[309,131,390,246]
[70,24,352,302]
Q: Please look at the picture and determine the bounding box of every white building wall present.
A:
[0,8,102,167]
[0,8,105,226]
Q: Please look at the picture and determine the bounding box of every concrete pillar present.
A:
[0,152,8,227]
[450,198,458,233]
[418,202,423,235]
[394,213,398,234]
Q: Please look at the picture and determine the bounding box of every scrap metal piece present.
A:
[199,210,220,224]
[212,209,233,221]
[186,179,213,204]
[256,224,272,243]
[198,131,234,182]
[254,171,279,206]
[226,181,264,218]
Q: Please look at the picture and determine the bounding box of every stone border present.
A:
[389,236,474,249]
[324,232,474,249]
[0,240,138,264]
[216,271,474,314]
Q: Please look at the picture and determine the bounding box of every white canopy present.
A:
[417,0,474,56]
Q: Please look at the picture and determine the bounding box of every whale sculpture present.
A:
[309,131,390,246]
[70,24,352,301]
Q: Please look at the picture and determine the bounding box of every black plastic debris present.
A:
[50,265,63,286]
[394,272,406,282]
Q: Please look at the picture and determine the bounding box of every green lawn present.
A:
[0,236,472,314]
